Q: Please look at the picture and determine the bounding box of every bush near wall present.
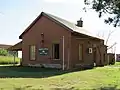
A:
[0,56,20,65]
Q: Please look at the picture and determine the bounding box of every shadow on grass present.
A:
[12,85,119,90]
[96,85,118,90]
[14,85,33,90]
[51,86,119,90]
[0,65,93,78]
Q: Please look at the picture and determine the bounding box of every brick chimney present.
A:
[76,18,83,27]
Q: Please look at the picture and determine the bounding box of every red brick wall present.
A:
[22,16,71,69]
[70,35,107,68]
[21,15,107,69]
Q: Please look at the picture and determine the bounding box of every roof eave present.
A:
[72,31,103,40]
[19,12,103,41]
[19,12,45,39]
[7,41,22,51]
[19,12,73,39]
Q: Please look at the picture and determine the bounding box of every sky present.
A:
[0,0,119,54]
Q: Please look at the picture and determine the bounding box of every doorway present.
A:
[93,47,97,66]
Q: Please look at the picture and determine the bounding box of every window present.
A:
[108,55,109,62]
[88,48,93,53]
[30,45,36,60]
[79,44,83,60]
[53,44,60,59]
[103,54,106,62]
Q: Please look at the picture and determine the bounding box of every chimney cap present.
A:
[76,17,83,27]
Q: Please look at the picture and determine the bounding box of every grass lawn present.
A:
[0,56,20,65]
[0,64,120,90]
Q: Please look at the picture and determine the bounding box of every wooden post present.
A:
[13,51,16,66]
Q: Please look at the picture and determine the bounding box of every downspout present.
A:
[63,36,65,70]
[67,34,71,70]
[67,47,70,70]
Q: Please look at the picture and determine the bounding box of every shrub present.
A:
[0,49,8,56]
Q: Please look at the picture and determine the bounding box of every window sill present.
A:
[30,59,36,61]
[53,59,60,60]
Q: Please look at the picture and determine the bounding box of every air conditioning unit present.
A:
[88,48,92,53]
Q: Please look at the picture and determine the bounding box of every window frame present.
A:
[103,53,106,62]
[29,45,36,61]
[52,43,60,60]
[79,44,83,61]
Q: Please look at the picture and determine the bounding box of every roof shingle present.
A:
[19,12,103,40]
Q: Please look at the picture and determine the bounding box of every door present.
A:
[93,47,96,66]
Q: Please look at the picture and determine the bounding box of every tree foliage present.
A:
[0,49,8,56]
[84,0,120,27]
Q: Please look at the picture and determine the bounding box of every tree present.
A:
[84,0,120,27]
[95,30,117,65]
[0,49,8,56]
[97,30,117,50]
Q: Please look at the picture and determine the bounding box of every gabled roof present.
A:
[7,41,22,51]
[0,44,12,49]
[19,12,103,40]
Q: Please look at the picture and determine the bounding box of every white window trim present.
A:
[30,45,36,60]
[79,44,83,61]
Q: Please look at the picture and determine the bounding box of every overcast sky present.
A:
[0,0,119,53]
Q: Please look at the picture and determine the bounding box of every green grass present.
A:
[113,62,120,66]
[0,56,20,65]
[0,63,119,90]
